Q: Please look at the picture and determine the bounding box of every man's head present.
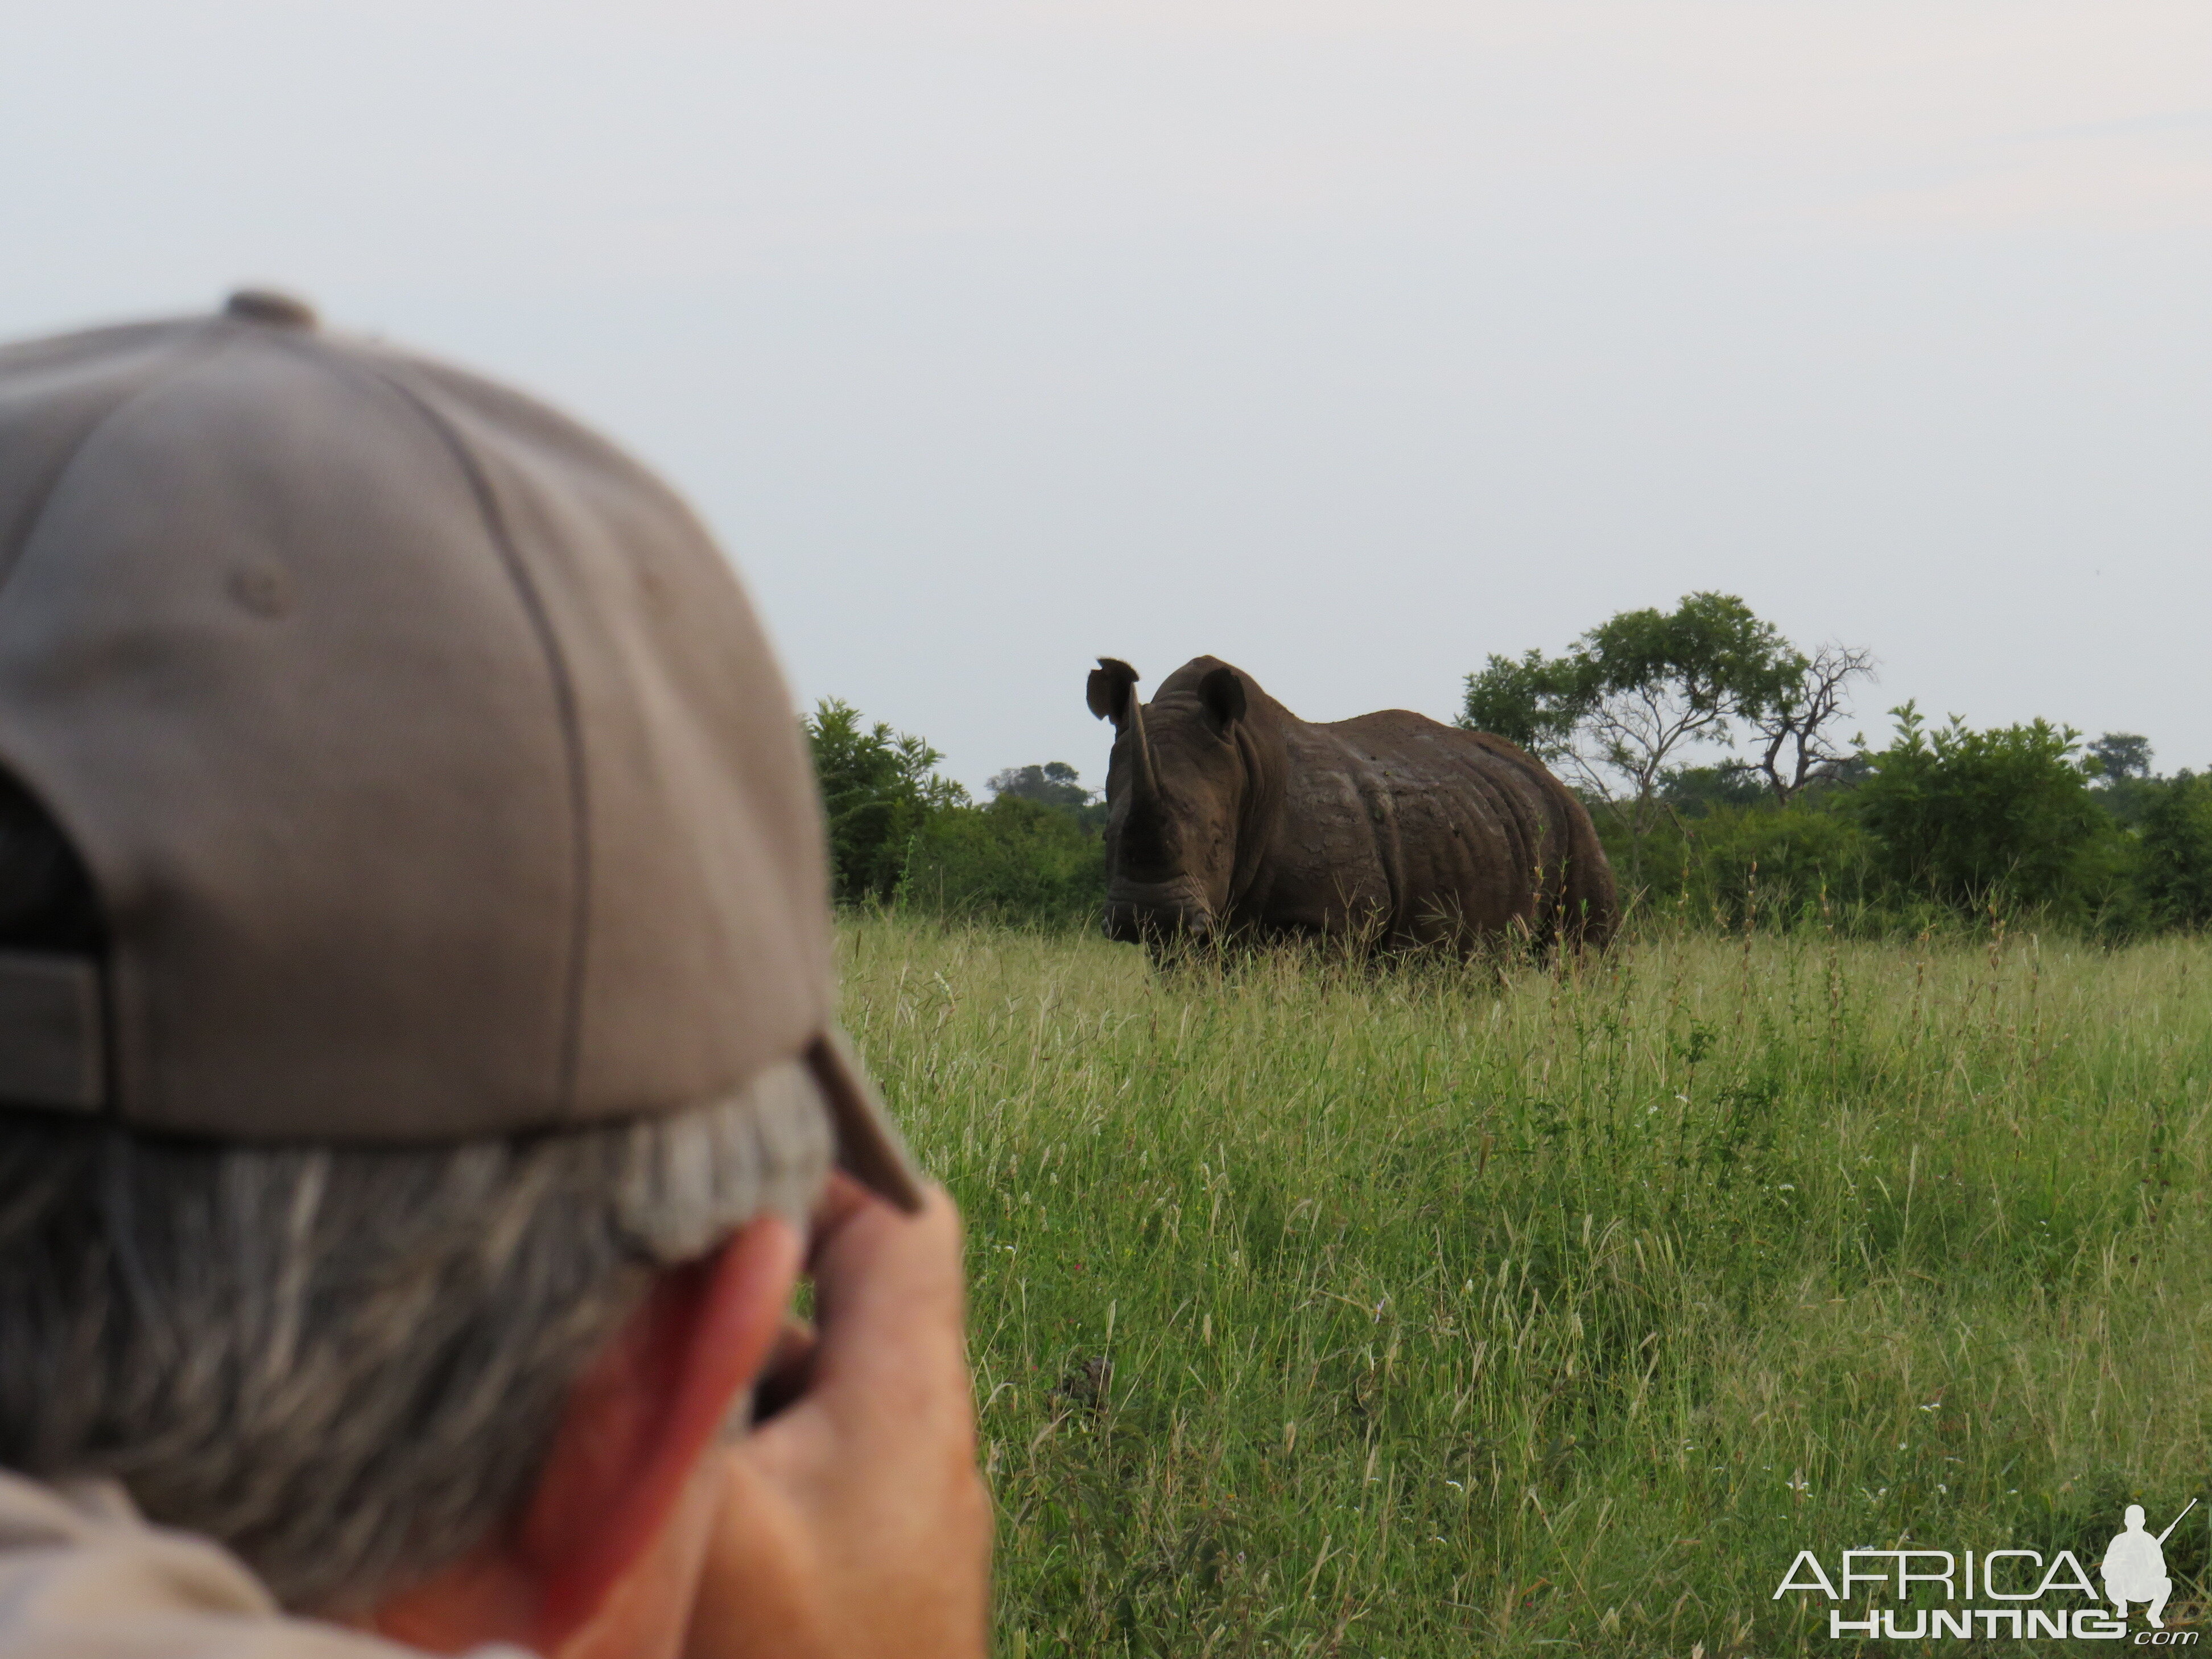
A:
[2129,1505,2148,1530]
[0,294,924,1642]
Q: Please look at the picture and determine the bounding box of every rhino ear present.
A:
[1087,658,1140,725]
[1199,666,1247,732]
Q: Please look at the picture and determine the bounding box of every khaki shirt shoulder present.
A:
[0,1472,448,1659]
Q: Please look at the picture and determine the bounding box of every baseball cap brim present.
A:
[0,945,924,1212]
[807,1030,926,1214]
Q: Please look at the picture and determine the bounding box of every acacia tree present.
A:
[1459,592,1800,887]
[1456,648,1586,758]
[1748,643,1876,806]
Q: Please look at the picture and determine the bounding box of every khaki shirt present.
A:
[0,1472,462,1659]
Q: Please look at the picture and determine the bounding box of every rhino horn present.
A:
[1088,657,1161,803]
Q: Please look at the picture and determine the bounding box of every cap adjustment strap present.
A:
[0,952,102,1112]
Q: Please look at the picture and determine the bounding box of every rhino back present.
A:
[1245,708,1607,947]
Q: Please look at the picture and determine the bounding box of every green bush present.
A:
[1853,703,2116,918]
[803,699,967,905]
[2131,771,2212,931]
[1593,796,1876,933]
[1681,800,1877,928]
[899,796,1105,930]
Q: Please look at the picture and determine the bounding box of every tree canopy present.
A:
[1460,592,1862,883]
[803,698,968,905]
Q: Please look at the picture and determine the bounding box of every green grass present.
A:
[837,913,2212,1656]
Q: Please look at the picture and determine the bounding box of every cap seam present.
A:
[0,332,237,604]
[0,331,233,606]
[317,348,595,1120]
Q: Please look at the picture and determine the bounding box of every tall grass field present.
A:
[837,913,2212,1656]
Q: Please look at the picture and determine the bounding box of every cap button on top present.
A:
[224,289,318,330]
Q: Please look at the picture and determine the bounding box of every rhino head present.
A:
[1084,656,1255,946]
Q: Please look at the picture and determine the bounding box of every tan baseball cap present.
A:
[0,290,921,1209]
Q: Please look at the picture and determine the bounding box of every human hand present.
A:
[682,1176,990,1659]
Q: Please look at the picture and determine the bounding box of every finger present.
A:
[803,1169,873,1262]
[811,1183,964,1357]
[785,1183,970,1438]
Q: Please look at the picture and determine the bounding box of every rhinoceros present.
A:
[1084,655,1616,952]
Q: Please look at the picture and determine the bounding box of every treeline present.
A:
[1463,593,2212,936]
[805,594,2212,938]
[805,699,1104,928]
[1590,712,2212,936]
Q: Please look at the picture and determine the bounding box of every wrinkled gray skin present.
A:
[1086,656,1617,953]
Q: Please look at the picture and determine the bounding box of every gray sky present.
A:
[6,1,2209,793]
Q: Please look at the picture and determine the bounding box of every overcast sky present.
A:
[5,2,2208,791]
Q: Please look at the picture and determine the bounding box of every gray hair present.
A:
[0,1069,832,1612]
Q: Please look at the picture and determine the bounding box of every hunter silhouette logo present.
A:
[2104,1501,2196,1630]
